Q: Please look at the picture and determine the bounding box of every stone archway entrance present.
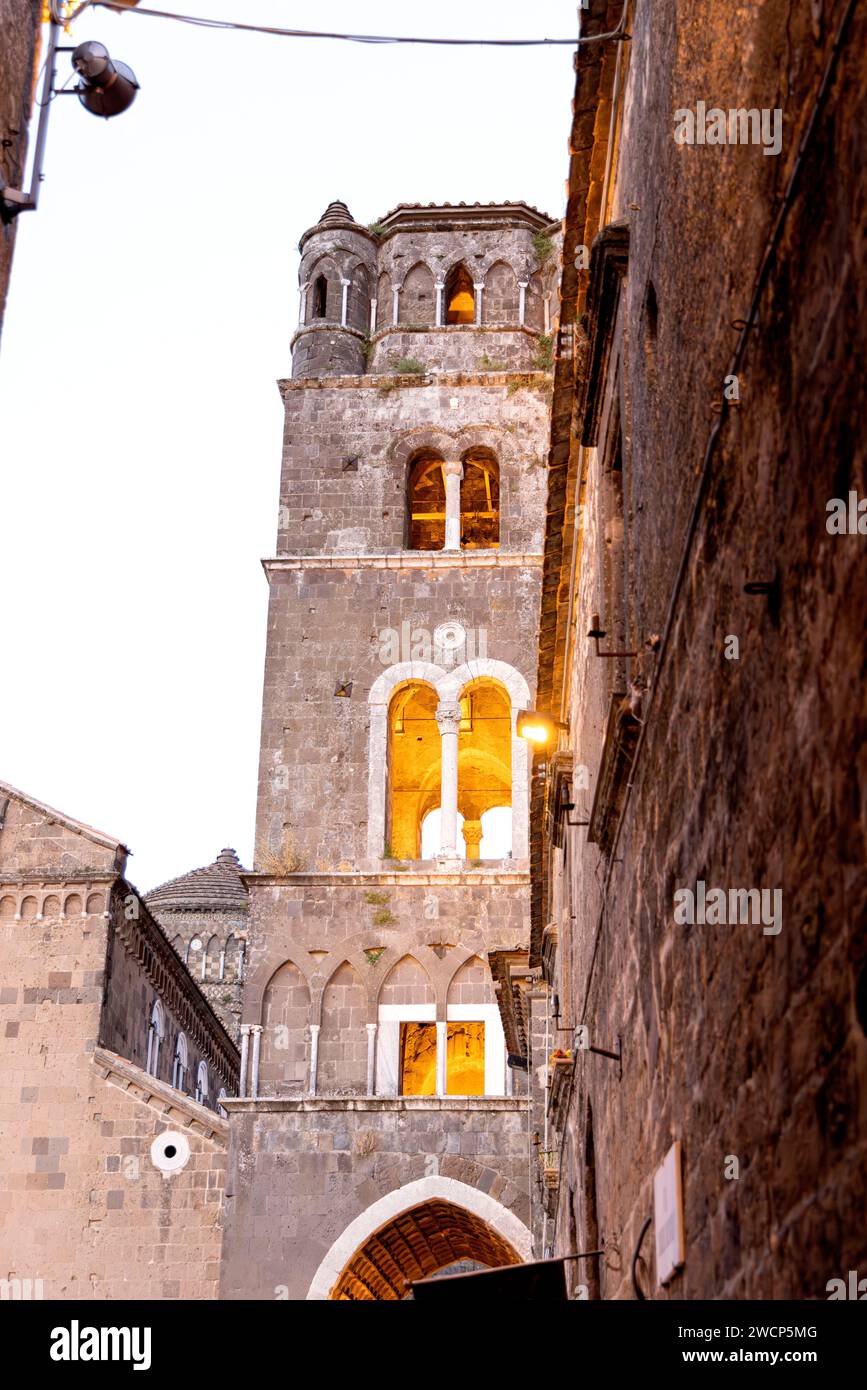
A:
[307,1176,532,1301]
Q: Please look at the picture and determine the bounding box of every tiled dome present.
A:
[145,848,248,913]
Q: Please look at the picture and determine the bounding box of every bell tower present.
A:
[221,199,561,1300]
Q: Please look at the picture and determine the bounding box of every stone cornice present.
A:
[221,1095,528,1114]
[242,870,530,889]
[263,552,544,574]
[278,368,551,396]
[93,1046,229,1143]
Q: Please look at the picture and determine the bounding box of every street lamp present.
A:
[516,710,569,746]
[0,3,140,221]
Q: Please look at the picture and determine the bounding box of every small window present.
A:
[195,1061,209,1105]
[146,1000,165,1078]
[312,274,328,318]
[172,1032,188,1091]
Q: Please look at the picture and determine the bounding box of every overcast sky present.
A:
[0,1,576,891]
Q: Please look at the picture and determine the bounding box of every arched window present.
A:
[195,1061,209,1105]
[312,274,328,319]
[460,449,500,548]
[217,1087,228,1118]
[146,1000,165,1078]
[376,271,391,330]
[420,808,466,859]
[348,264,370,331]
[406,451,446,550]
[172,1031,188,1091]
[388,682,441,859]
[457,679,512,860]
[525,271,545,331]
[445,263,475,324]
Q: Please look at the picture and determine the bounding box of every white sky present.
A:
[0,1,576,891]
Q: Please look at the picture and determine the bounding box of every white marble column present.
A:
[435,280,445,326]
[340,278,351,327]
[250,1024,263,1099]
[369,298,377,335]
[308,1022,320,1096]
[436,702,462,858]
[298,283,308,326]
[392,286,400,325]
[366,1022,378,1094]
[239,1024,251,1099]
[442,459,463,552]
[474,282,484,326]
[436,1021,448,1097]
[518,281,528,326]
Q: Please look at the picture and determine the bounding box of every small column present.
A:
[436,702,462,858]
[435,1021,448,1097]
[239,1024,251,1099]
[308,1022,321,1096]
[435,280,445,327]
[250,1024,263,1099]
[366,1022,378,1094]
[463,818,483,861]
[340,277,351,327]
[369,298,378,335]
[442,459,463,552]
[392,285,400,325]
[298,283,308,326]
[518,281,528,326]
[474,282,484,326]
[543,292,551,334]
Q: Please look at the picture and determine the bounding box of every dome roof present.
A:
[316,199,356,228]
[145,848,248,914]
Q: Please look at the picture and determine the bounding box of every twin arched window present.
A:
[195,1061,209,1105]
[407,448,500,551]
[387,677,513,860]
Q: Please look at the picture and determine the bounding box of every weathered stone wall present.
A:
[0,789,230,1298]
[219,1097,531,1300]
[0,1,38,344]
[542,0,867,1299]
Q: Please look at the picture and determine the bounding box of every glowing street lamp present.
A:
[516,710,568,746]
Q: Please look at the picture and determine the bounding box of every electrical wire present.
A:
[86,0,630,48]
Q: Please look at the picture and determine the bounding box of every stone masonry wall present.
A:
[219,1097,530,1300]
[546,0,867,1299]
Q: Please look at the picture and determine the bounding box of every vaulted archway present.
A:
[307,1177,531,1300]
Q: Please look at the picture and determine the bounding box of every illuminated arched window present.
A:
[457,679,512,860]
[460,449,500,549]
[407,451,446,550]
[445,263,475,324]
[387,682,441,859]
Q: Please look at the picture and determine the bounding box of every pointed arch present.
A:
[260,959,310,1095]
[445,262,475,323]
[347,263,371,332]
[318,960,368,1095]
[483,260,519,322]
[376,271,391,329]
[306,1177,532,1299]
[400,261,435,326]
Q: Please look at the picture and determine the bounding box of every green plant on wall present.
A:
[533,334,554,370]
[533,231,554,265]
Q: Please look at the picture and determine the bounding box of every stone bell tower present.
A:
[220,199,561,1300]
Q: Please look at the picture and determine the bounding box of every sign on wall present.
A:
[654,1141,685,1287]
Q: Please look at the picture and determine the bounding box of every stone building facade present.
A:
[0,1,39,342]
[523,0,867,1300]
[219,200,559,1299]
[0,780,239,1299]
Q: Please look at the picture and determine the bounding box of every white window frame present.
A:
[195,1060,209,1105]
[146,1000,164,1078]
[172,1031,188,1091]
